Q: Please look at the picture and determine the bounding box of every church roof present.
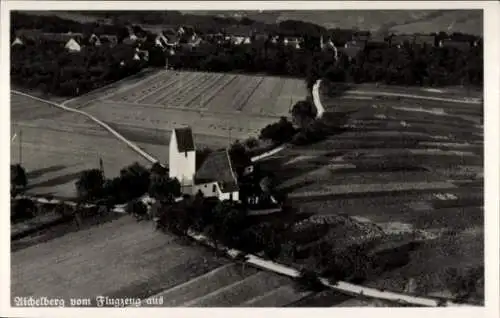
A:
[173,127,195,152]
[195,150,239,193]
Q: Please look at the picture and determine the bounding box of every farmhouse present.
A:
[88,33,102,46]
[11,37,24,47]
[169,127,239,201]
[65,38,81,52]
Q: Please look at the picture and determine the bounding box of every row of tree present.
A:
[11,42,146,96]
[11,12,483,98]
[167,40,483,87]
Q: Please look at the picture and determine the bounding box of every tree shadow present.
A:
[369,241,425,276]
[27,165,67,179]
[26,171,83,190]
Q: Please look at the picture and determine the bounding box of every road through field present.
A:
[11,93,153,198]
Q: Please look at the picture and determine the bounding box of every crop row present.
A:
[231,76,265,111]
[108,71,177,103]
[156,73,223,108]
[184,74,237,109]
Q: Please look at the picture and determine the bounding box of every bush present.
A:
[11,198,36,222]
[102,162,151,203]
[149,174,181,202]
[75,169,105,202]
[11,164,27,196]
[295,269,325,292]
[259,117,297,144]
[291,100,317,128]
[126,200,149,221]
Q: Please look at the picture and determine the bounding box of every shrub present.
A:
[259,117,297,144]
[291,100,317,128]
[148,174,181,202]
[75,169,105,202]
[11,164,27,196]
[244,137,259,149]
[126,200,148,221]
[11,198,36,222]
[295,269,325,292]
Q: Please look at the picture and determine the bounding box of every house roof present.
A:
[174,127,195,152]
[195,150,239,193]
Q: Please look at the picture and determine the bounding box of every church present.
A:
[168,127,240,202]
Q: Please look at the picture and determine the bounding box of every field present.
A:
[11,93,152,199]
[12,214,388,307]
[190,10,483,36]
[78,70,307,159]
[37,10,482,36]
[259,81,484,300]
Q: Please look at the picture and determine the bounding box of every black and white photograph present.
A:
[2,1,499,314]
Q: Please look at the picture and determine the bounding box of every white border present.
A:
[1,2,498,318]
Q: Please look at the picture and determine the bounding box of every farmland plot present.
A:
[107,71,178,104]
[13,214,317,307]
[203,74,258,112]
[158,73,224,108]
[261,86,484,299]
[11,216,228,301]
[102,70,308,117]
[244,77,284,115]
[11,93,67,121]
[83,101,276,146]
[10,93,151,199]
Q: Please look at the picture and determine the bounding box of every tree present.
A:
[149,173,181,202]
[234,252,250,275]
[75,169,105,202]
[291,100,317,128]
[11,164,27,196]
[126,200,148,221]
[244,137,259,149]
[295,269,325,292]
[259,117,296,144]
[210,200,248,248]
[118,162,151,199]
[11,198,36,222]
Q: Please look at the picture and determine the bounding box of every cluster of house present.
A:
[12,22,479,56]
[11,23,482,65]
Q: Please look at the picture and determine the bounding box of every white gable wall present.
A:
[169,131,196,187]
[65,38,81,52]
[217,188,239,202]
[193,182,239,201]
[193,182,219,198]
[12,37,24,46]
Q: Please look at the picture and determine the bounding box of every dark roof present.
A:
[174,127,195,152]
[195,150,239,193]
